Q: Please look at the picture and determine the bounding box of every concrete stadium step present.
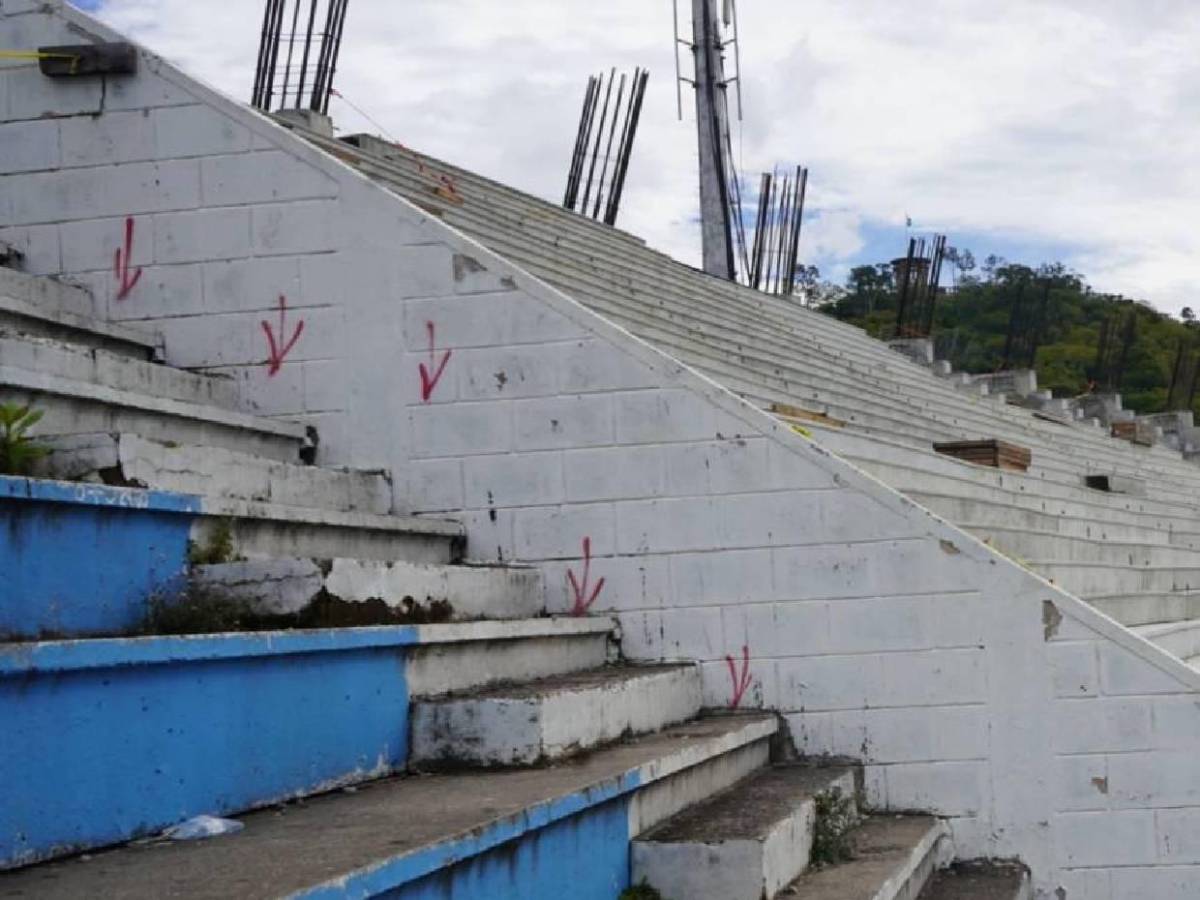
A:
[0,713,778,899]
[0,358,307,463]
[410,663,702,767]
[0,290,160,361]
[0,332,237,408]
[1089,592,1200,627]
[36,432,390,514]
[1028,561,1200,598]
[783,815,949,900]
[916,861,1031,899]
[193,556,543,621]
[965,526,1200,568]
[1132,619,1200,662]
[193,499,464,564]
[908,494,1176,547]
[631,764,856,900]
[405,618,615,697]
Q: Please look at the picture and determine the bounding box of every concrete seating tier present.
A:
[296,130,1200,668]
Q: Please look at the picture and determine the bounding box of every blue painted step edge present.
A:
[1,626,420,870]
[0,475,201,639]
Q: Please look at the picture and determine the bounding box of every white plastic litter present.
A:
[161,814,245,841]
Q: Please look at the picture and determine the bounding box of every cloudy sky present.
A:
[77,0,1200,315]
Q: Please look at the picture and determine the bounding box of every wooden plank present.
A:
[769,402,846,429]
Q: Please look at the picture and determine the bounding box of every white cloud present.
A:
[86,0,1200,314]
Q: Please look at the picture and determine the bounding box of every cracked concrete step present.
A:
[0,292,160,361]
[0,364,307,463]
[0,713,777,900]
[193,500,464,564]
[916,861,1031,899]
[1089,591,1200,627]
[1133,619,1200,661]
[783,815,949,900]
[0,332,237,408]
[193,557,543,621]
[410,663,702,767]
[36,432,389,514]
[632,764,857,900]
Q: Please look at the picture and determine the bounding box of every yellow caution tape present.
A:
[789,424,812,439]
[0,50,82,72]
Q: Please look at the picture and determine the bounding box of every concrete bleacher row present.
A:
[303,130,1200,666]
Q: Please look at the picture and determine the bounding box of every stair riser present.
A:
[410,666,702,767]
[1140,626,1200,660]
[1,386,303,462]
[0,307,153,360]
[978,530,1200,568]
[191,515,457,565]
[1,336,238,407]
[1090,594,1200,627]
[193,557,543,622]
[632,769,857,900]
[628,738,770,837]
[38,433,390,514]
[922,501,1173,546]
[1033,564,1200,597]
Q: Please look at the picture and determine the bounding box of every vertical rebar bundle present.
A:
[252,0,350,115]
[893,234,947,339]
[562,68,651,227]
[746,165,808,295]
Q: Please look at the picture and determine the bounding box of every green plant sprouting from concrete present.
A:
[0,402,49,476]
[811,785,860,868]
[187,517,236,565]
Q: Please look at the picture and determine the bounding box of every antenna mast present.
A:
[676,0,744,281]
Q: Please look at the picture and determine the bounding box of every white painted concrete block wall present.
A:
[5,3,1200,896]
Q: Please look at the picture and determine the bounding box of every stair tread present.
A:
[0,293,159,353]
[424,662,694,702]
[784,815,945,900]
[916,862,1028,899]
[0,713,777,900]
[637,763,852,844]
[0,362,305,440]
[201,495,461,536]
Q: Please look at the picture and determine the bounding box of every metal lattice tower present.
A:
[252,0,350,115]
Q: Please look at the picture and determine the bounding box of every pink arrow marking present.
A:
[113,216,143,301]
[567,536,606,616]
[261,294,305,376]
[726,644,754,709]
[419,321,453,402]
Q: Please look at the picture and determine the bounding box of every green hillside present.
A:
[819,255,1198,416]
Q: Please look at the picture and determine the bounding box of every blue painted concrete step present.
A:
[0,714,778,899]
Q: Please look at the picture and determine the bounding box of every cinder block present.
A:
[392,243,455,299]
[1106,750,1200,809]
[300,359,346,412]
[1109,866,1200,900]
[559,338,661,394]
[405,292,582,349]
[830,706,986,764]
[454,344,560,400]
[461,450,562,509]
[563,443,665,502]
[153,207,251,264]
[1054,810,1156,867]
[670,548,772,608]
[105,263,204,321]
[1149,695,1200,748]
[722,601,828,661]
[1053,754,1109,813]
[659,605,724,661]
[871,760,985,817]
[772,540,970,602]
[60,215,152,272]
[9,160,201,225]
[0,223,60,274]
[1049,641,1099,698]
[777,654,881,712]
[0,118,60,173]
[59,110,155,168]
[879,648,986,706]
[155,104,253,159]
[201,151,336,206]
[513,393,614,450]
[512,502,615,559]
[202,256,301,313]
[408,402,513,458]
[406,457,464,513]
[615,388,723,444]
[1099,642,1187,696]
[1051,697,1152,754]
[251,200,339,256]
[1155,808,1200,863]
[450,251,514,295]
[664,437,772,496]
